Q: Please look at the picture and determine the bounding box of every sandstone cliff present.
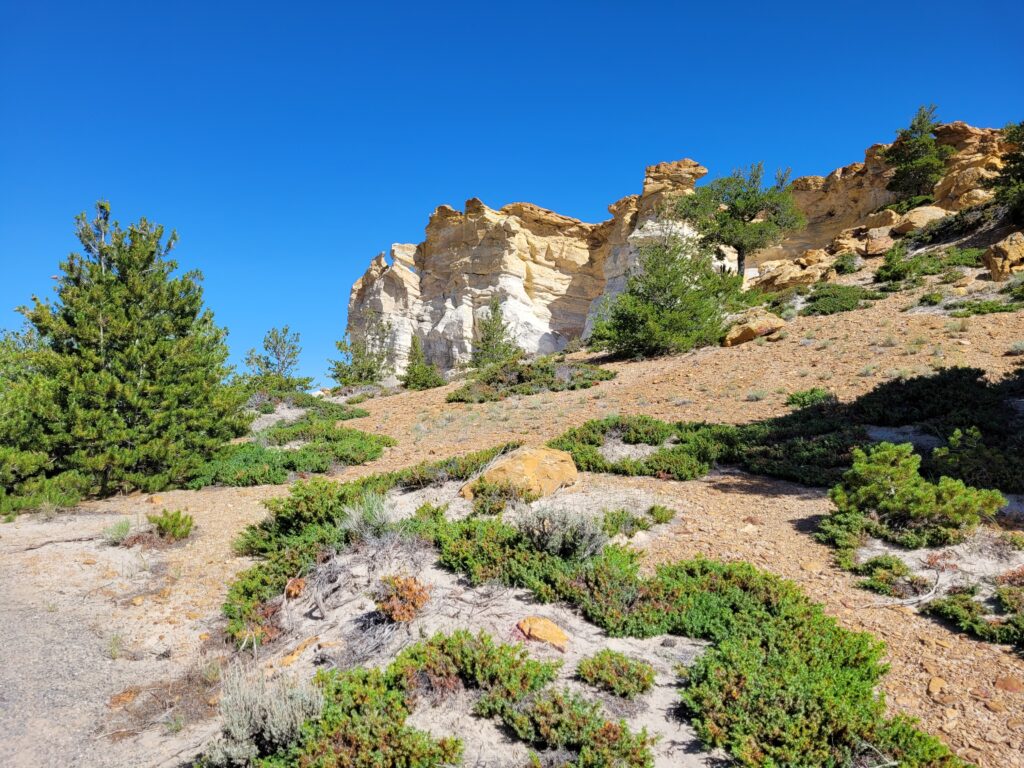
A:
[347,159,723,374]
[348,122,1008,375]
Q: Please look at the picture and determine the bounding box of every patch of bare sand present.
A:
[0,484,288,767]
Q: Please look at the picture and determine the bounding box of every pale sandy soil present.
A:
[1,287,1022,767]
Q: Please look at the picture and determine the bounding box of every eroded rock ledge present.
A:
[348,122,1009,374]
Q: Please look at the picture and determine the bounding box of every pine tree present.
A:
[881,105,955,201]
[985,121,1024,223]
[244,325,313,394]
[329,309,392,386]
[588,237,744,358]
[471,296,521,368]
[16,202,245,495]
[399,336,445,390]
[672,162,806,276]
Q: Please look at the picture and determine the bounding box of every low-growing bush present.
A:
[467,478,539,516]
[103,518,132,545]
[205,664,323,766]
[819,442,1005,554]
[148,509,194,541]
[922,586,1023,649]
[515,506,607,559]
[851,555,928,598]
[272,666,462,767]
[447,357,614,404]
[375,575,431,622]
[647,505,675,524]
[506,688,655,766]
[799,284,884,315]
[930,426,1019,492]
[602,508,651,538]
[576,650,655,699]
[833,251,860,274]
[785,387,836,408]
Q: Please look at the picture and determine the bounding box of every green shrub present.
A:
[577,650,655,699]
[884,194,936,215]
[800,284,884,315]
[785,387,836,408]
[851,555,928,597]
[447,357,614,404]
[984,121,1024,223]
[223,445,517,643]
[549,416,725,482]
[647,505,676,525]
[930,426,1019,492]
[506,688,655,766]
[948,299,1022,317]
[103,518,132,545]
[271,667,462,768]
[330,309,392,387]
[471,295,522,369]
[602,508,651,538]
[919,291,943,306]
[467,478,539,516]
[147,509,194,541]
[833,251,860,274]
[515,506,607,559]
[880,106,954,200]
[922,587,1023,649]
[388,630,560,718]
[819,442,1004,552]
[587,239,743,358]
[400,336,445,390]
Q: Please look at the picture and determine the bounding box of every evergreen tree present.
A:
[672,162,806,276]
[399,336,445,390]
[588,237,744,358]
[329,309,392,386]
[985,120,1024,222]
[15,202,245,495]
[244,325,312,393]
[881,105,955,200]
[471,296,521,368]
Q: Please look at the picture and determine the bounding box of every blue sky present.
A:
[2,1,1021,384]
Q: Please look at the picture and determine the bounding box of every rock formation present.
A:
[347,122,1008,375]
[347,159,723,374]
[760,122,1009,262]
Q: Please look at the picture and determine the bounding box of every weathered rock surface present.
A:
[892,205,950,235]
[516,616,569,651]
[348,122,1007,373]
[758,122,1009,263]
[750,249,835,291]
[983,231,1024,281]
[347,160,725,374]
[722,309,787,347]
[460,446,578,499]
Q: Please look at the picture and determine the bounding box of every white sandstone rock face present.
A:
[347,159,709,374]
[346,122,1011,375]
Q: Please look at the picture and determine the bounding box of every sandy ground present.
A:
[0,288,1022,767]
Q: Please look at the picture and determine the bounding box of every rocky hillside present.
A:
[348,121,1011,375]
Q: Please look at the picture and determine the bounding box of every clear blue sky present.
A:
[2,1,1021,384]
